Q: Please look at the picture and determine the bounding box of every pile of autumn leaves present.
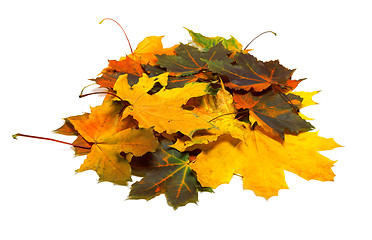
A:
[54,29,340,209]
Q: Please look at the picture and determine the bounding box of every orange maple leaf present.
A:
[127,36,178,65]
[91,36,177,88]
[68,100,159,185]
[93,57,145,88]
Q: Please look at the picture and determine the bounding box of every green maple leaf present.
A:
[129,139,210,209]
[233,90,314,139]
[186,28,243,51]
[156,42,230,77]
[207,52,299,92]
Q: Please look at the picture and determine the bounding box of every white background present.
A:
[1,0,371,239]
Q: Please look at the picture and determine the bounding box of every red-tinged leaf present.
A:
[129,139,210,209]
[207,53,298,92]
[91,57,144,88]
[91,71,122,88]
[233,90,314,139]
[156,42,230,77]
[263,60,300,92]
[284,78,303,92]
[107,58,144,76]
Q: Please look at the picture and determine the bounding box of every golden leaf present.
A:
[113,73,213,137]
[191,130,341,199]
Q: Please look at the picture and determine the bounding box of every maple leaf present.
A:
[186,28,243,51]
[129,139,209,209]
[91,36,177,88]
[113,73,214,137]
[292,91,319,108]
[54,113,93,155]
[68,100,159,185]
[72,135,92,156]
[92,71,124,89]
[174,86,340,198]
[233,90,314,139]
[288,90,320,120]
[207,52,300,92]
[163,75,200,89]
[128,36,178,65]
[156,42,230,77]
[91,57,145,88]
[191,130,341,199]
[144,64,212,89]
[54,113,89,136]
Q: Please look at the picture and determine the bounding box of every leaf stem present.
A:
[79,91,123,101]
[79,90,129,107]
[100,18,134,54]
[79,83,97,97]
[243,31,277,50]
[12,133,91,149]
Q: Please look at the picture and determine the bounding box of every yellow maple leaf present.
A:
[291,90,320,120]
[68,100,159,185]
[173,85,341,199]
[191,131,341,199]
[292,91,320,108]
[113,73,213,137]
